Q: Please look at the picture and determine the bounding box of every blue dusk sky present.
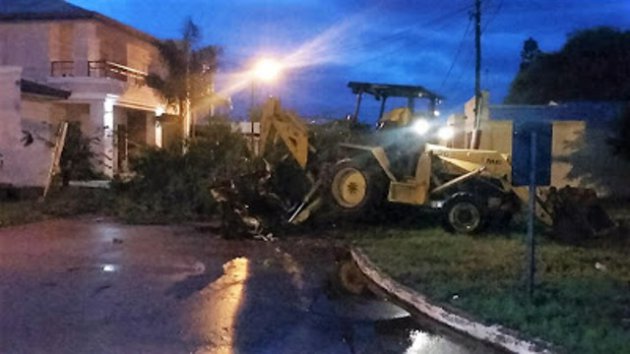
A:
[69,0,630,122]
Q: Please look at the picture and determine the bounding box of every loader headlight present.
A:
[411,119,431,135]
[437,126,455,140]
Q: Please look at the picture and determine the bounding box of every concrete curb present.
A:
[351,248,553,354]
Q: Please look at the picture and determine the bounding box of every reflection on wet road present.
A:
[185,257,249,354]
[0,218,503,353]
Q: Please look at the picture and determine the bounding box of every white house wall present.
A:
[48,21,74,63]
[0,15,180,184]
[3,17,166,111]
[457,118,630,197]
[0,67,31,186]
[18,100,62,187]
[0,66,62,187]
[0,22,51,80]
[0,67,21,147]
[550,121,585,189]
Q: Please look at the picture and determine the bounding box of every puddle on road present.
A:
[179,246,503,354]
[184,257,250,354]
[317,260,505,354]
[102,264,117,272]
[320,290,504,354]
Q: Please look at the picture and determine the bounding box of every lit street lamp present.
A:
[253,58,282,83]
[250,58,282,106]
[249,57,282,152]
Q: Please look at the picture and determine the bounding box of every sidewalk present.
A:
[351,248,553,354]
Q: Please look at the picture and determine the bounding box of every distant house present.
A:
[448,94,630,196]
[0,0,172,188]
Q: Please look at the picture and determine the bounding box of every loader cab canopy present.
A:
[347,81,443,124]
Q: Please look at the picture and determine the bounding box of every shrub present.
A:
[60,121,100,186]
[114,118,254,223]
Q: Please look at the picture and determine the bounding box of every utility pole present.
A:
[470,0,482,149]
[185,45,192,142]
[250,82,256,152]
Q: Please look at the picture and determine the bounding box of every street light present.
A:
[249,57,283,153]
[252,58,282,83]
[250,57,283,110]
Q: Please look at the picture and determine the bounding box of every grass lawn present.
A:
[0,200,47,227]
[353,227,630,354]
[0,187,112,227]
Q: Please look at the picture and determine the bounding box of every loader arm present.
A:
[259,98,311,169]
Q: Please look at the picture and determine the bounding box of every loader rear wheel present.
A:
[443,196,485,234]
[329,160,385,218]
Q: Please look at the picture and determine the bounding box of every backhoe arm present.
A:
[259,98,310,169]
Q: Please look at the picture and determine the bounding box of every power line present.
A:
[346,2,475,54]
[444,46,475,92]
[482,0,504,33]
[350,3,475,71]
[440,17,473,91]
[471,0,482,149]
[223,3,476,72]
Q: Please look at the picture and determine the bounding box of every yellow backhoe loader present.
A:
[258,82,615,238]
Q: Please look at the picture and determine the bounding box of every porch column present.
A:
[89,95,117,178]
[145,112,157,147]
[155,120,163,148]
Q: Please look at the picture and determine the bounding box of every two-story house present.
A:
[0,0,173,189]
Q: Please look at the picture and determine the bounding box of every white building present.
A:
[447,94,630,196]
[0,0,172,188]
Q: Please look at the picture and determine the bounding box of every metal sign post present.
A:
[512,121,551,300]
[527,132,537,299]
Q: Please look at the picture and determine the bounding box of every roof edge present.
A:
[20,79,71,99]
[0,4,159,44]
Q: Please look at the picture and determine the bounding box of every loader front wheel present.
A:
[443,195,485,234]
[329,160,385,218]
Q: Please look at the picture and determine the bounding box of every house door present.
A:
[127,110,147,160]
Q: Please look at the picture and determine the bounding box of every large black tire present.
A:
[327,159,386,219]
[442,195,486,234]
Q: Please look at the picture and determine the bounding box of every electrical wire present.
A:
[482,0,504,33]
[440,17,473,91]
[350,4,476,72]
[345,2,475,55]
[443,48,475,98]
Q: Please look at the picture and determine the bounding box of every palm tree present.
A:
[146,19,221,143]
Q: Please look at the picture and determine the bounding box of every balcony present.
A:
[50,60,147,85]
[50,61,74,77]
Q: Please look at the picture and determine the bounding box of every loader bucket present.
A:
[543,186,617,242]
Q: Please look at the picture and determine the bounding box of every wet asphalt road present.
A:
[0,218,501,354]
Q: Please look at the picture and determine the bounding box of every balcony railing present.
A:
[88,61,147,85]
[50,60,148,85]
[50,61,74,77]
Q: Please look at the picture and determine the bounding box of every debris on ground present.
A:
[210,164,293,240]
[543,186,618,242]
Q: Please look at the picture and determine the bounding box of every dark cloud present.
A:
[71,0,630,121]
